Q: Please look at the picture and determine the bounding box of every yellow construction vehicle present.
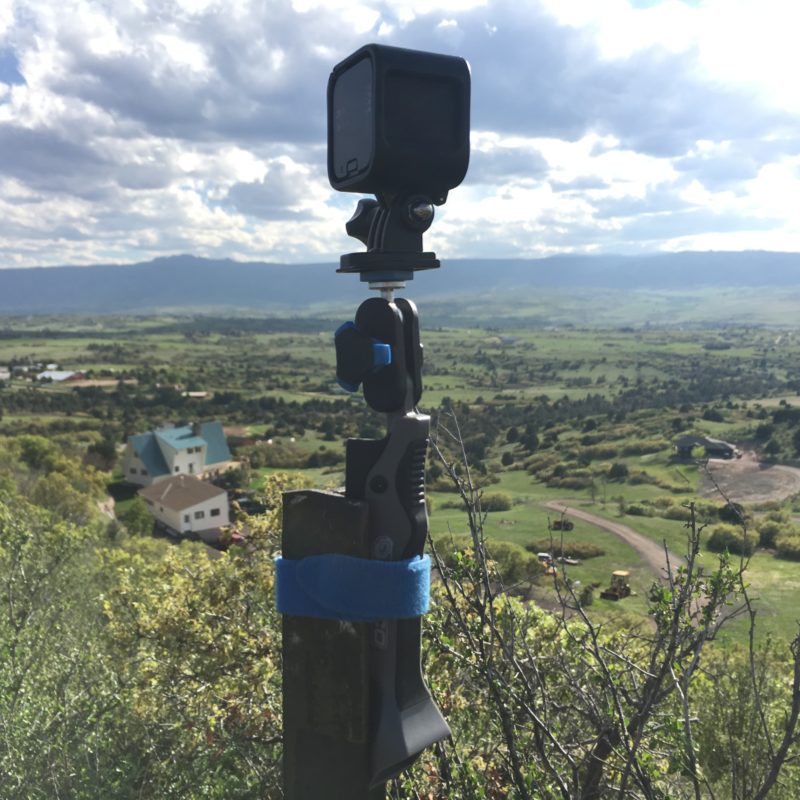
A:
[600,570,631,601]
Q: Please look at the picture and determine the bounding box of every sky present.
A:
[1,0,800,268]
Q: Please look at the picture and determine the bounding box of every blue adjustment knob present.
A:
[335,322,392,392]
[372,342,392,368]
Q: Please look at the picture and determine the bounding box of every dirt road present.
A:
[543,500,680,579]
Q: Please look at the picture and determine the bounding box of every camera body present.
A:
[328,43,470,205]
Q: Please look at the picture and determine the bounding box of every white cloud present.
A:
[0,0,799,267]
[541,0,800,114]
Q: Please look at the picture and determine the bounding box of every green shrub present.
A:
[775,532,800,561]
[481,491,513,512]
[694,499,723,521]
[432,534,541,583]
[607,462,629,481]
[718,502,746,525]
[527,539,605,560]
[118,496,154,536]
[651,496,677,509]
[756,520,785,549]
[525,452,560,476]
[626,503,653,517]
[620,438,670,456]
[547,476,594,490]
[706,524,754,556]
[580,444,619,460]
[485,540,542,583]
[438,498,466,510]
[663,505,692,522]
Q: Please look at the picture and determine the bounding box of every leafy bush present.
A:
[485,540,542,583]
[433,534,541,583]
[706,524,754,556]
[651,496,677,509]
[625,503,653,517]
[481,491,513,512]
[718,502,746,524]
[663,505,692,522]
[775,532,800,561]
[607,462,629,481]
[304,448,344,468]
[578,584,594,607]
[620,438,670,456]
[756,520,786,549]
[118,496,155,536]
[527,539,605,560]
[580,444,619,460]
[694,499,724,521]
[524,452,560,476]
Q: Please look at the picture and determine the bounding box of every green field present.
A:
[2,312,800,644]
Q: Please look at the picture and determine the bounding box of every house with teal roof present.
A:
[122,421,233,486]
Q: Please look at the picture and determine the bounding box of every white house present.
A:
[122,421,233,487]
[0,367,9,382]
[138,474,230,535]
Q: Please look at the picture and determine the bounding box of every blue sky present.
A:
[0,0,799,267]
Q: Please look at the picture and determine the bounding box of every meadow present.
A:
[1,311,800,642]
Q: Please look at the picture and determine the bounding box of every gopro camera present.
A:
[328,43,470,205]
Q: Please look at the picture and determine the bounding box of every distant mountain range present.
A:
[0,251,798,316]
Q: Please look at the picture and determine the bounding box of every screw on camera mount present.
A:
[281,42,470,800]
[338,194,440,284]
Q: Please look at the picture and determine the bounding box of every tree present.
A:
[86,436,118,470]
[100,473,307,798]
[409,411,800,799]
[607,461,629,481]
[0,492,131,799]
[117,495,155,536]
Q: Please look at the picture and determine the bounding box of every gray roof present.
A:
[138,474,227,512]
[676,435,735,450]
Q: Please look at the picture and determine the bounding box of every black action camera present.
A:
[328,43,470,206]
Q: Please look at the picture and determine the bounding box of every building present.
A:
[122,420,233,486]
[675,435,738,460]
[36,370,84,382]
[0,367,9,382]
[138,474,230,535]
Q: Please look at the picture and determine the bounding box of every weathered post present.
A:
[277,43,471,799]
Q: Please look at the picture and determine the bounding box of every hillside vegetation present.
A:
[1,312,800,796]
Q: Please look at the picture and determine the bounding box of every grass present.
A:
[429,457,800,644]
[3,312,800,645]
[726,552,800,641]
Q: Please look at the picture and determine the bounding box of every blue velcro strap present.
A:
[275,554,431,622]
